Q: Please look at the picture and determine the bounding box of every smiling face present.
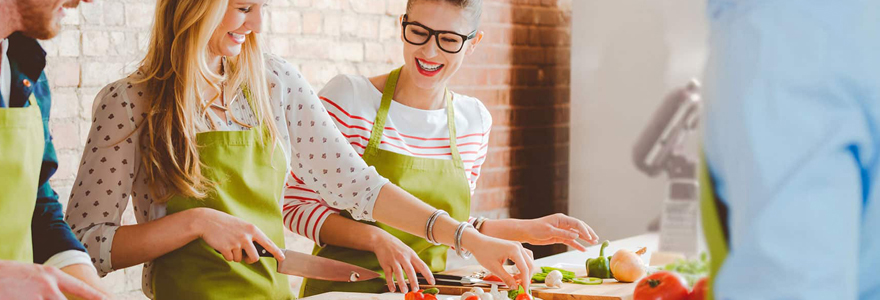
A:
[208,0,266,58]
[17,0,91,39]
[401,1,482,91]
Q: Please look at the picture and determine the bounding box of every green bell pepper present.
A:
[586,240,613,279]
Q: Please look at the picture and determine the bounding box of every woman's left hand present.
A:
[516,213,599,251]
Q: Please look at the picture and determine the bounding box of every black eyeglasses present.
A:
[401,15,478,54]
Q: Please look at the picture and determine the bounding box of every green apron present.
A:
[301,67,472,297]
[0,93,43,262]
[151,89,292,300]
[699,157,729,300]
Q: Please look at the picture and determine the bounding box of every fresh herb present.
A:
[661,252,709,287]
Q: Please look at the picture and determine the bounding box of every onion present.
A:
[610,249,647,283]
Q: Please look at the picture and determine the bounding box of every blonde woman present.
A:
[64,0,536,299]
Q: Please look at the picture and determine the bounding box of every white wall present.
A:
[569,0,708,241]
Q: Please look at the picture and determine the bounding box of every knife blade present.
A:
[222,242,382,282]
[417,274,507,287]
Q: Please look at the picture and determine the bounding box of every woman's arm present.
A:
[269,56,535,289]
[319,213,435,293]
[108,209,201,268]
[478,215,599,251]
[371,184,537,289]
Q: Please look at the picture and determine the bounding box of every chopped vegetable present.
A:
[571,277,603,285]
[507,285,526,300]
[489,284,507,300]
[661,253,709,287]
[461,286,501,300]
[532,266,575,283]
[545,270,564,288]
[405,291,424,300]
[611,249,647,283]
[407,288,440,300]
[422,288,439,295]
[586,240,613,278]
[514,294,532,300]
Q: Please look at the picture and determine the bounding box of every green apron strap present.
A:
[366,68,400,156]
[27,93,38,107]
[240,85,259,120]
[444,90,463,168]
[700,155,729,300]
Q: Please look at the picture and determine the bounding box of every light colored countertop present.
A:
[301,233,664,300]
[535,233,660,269]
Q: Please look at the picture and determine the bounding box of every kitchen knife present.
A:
[219,242,382,282]
[417,274,507,287]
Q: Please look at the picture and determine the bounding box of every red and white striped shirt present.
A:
[283,74,492,246]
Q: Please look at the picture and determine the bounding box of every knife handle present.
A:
[213,242,276,259]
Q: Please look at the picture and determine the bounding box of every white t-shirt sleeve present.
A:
[467,98,492,195]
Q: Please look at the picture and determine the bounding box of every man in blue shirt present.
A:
[703,0,880,299]
[0,0,107,299]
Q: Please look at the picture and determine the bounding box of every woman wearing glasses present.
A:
[294,0,600,296]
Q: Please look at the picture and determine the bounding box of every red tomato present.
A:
[464,296,480,300]
[515,294,533,300]
[404,291,424,300]
[484,275,502,282]
[688,277,708,300]
[422,294,437,300]
[633,271,689,300]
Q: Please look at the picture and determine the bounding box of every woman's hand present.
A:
[193,208,286,264]
[518,213,599,251]
[369,231,435,293]
[481,213,599,251]
[462,229,537,290]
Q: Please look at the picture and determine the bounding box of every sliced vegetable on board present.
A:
[405,288,439,300]
[571,277,603,285]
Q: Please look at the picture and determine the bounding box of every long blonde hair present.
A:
[136,0,280,202]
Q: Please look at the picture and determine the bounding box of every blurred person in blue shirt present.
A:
[0,0,108,299]
[703,0,880,299]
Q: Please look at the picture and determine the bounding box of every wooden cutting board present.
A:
[300,292,401,300]
[423,265,637,300]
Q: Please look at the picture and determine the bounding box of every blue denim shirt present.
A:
[2,32,87,264]
[704,1,880,299]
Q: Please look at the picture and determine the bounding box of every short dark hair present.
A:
[406,0,483,28]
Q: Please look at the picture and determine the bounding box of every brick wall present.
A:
[40,0,571,297]
[456,0,573,258]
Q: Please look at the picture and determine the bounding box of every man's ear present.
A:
[465,31,484,55]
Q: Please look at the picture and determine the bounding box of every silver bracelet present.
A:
[474,216,488,232]
[454,222,474,259]
[425,210,448,246]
